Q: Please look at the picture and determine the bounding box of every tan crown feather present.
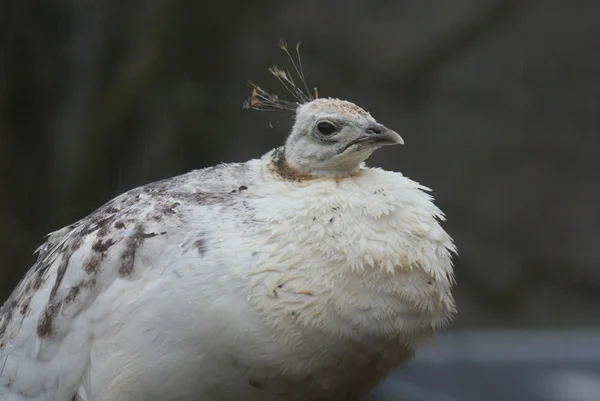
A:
[243,40,318,112]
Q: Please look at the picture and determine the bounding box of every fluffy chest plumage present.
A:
[206,163,457,398]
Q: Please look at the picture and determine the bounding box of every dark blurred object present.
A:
[1,0,600,328]
[368,331,600,401]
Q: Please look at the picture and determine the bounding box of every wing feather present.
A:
[0,162,255,400]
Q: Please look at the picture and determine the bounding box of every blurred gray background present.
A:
[1,0,599,399]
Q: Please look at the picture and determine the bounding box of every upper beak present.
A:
[355,124,404,146]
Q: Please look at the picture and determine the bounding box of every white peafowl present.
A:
[0,41,456,401]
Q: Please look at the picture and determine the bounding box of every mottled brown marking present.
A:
[19,302,30,315]
[49,245,75,300]
[84,253,103,274]
[172,192,233,206]
[270,148,315,182]
[80,215,112,237]
[119,223,146,276]
[33,261,53,280]
[239,185,248,191]
[19,280,35,316]
[69,232,85,251]
[97,218,113,237]
[114,221,126,229]
[92,238,116,253]
[248,378,263,389]
[32,273,45,290]
[37,307,56,337]
[0,300,17,339]
[193,238,206,255]
[65,286,81,304]
[141,232,159,239]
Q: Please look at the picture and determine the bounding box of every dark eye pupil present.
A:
[317,122,336,135]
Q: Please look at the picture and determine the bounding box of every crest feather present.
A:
[243,40,318,113]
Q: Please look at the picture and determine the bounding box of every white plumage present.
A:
[0,46,456,401]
